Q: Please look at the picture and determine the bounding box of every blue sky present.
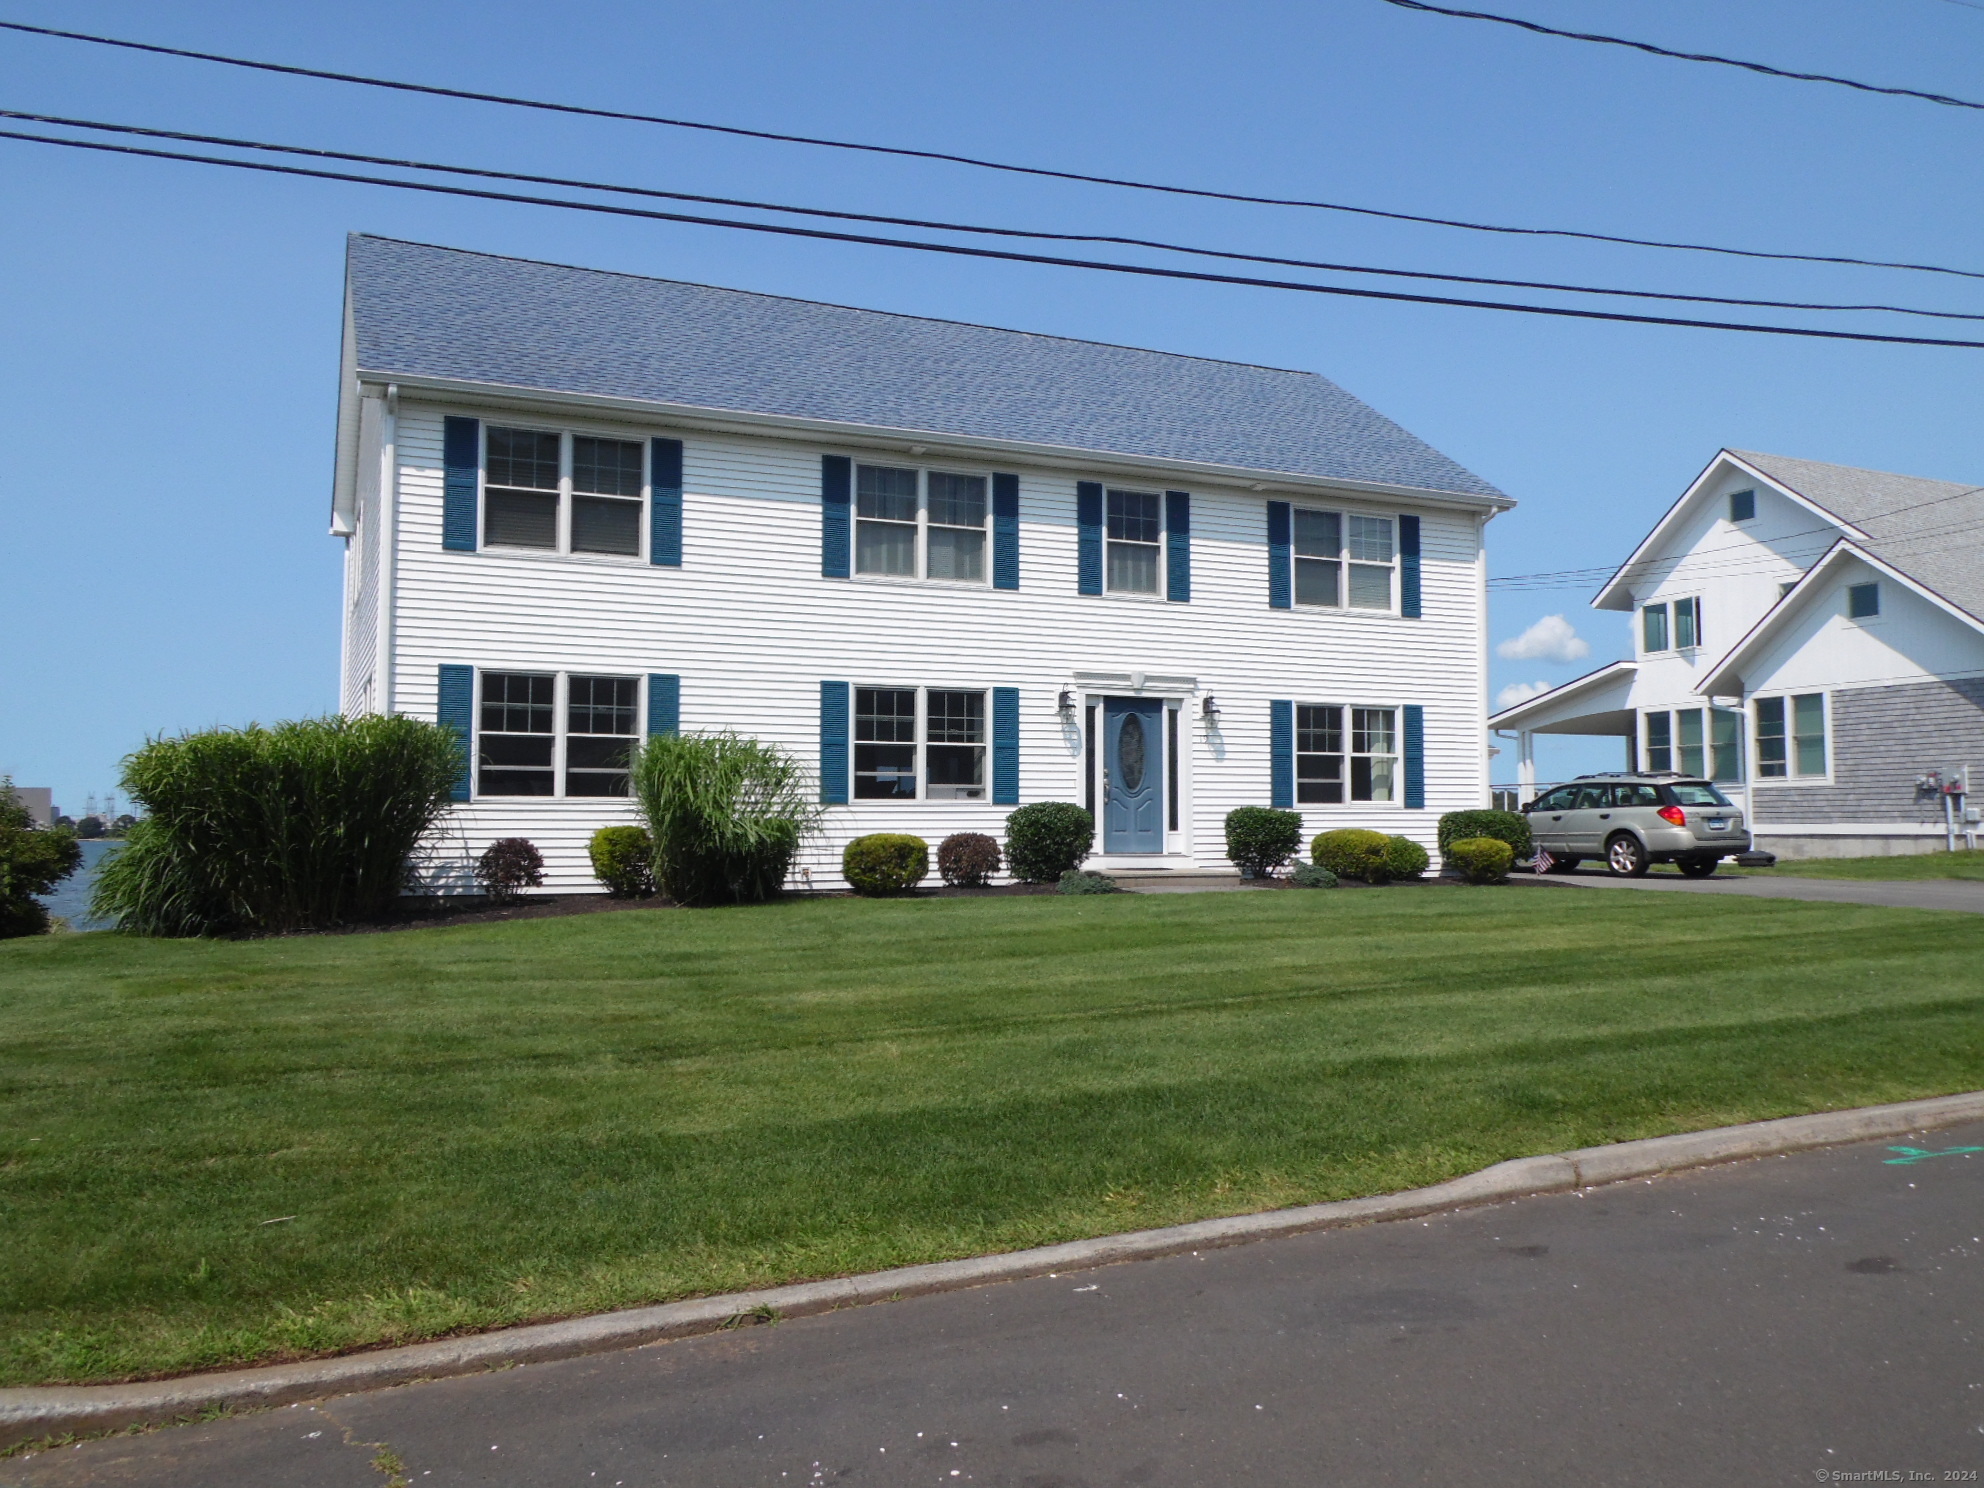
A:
[4,0,1982,811]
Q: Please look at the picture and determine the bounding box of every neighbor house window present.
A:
[1755,694,1827,779]
[1644,708,1739,780]
[478,671,642,797]
[483,425,649,558]
[1675,708,1705,778]
[1295,704,1397,802]
[1642,603,1669,653]
[1106,489,1162,594]
[1292,508,1395,610]
[853,686,986,800]
[854,464,989,582]
[1674,596,1702,649]
[1645,711,1672,772]
[1848,582,1881,619]
[1710,707,1742,783]
[1729,489,1756,522]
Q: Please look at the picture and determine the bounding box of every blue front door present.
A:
[1103,697,1165,853]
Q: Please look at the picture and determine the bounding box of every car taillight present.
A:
[1658,805,1687,826]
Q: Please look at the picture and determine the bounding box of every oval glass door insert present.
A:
[1119,713,1147,791]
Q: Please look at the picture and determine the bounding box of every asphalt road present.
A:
[11,1125,1983,1488]
[1518,868,1984,914]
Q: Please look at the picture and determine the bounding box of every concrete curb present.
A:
[5,1089,1981,1450]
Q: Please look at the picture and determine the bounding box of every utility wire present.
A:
[3,16,1982,284]
[1380,0,1984,111]
[14,108,1983,326]
[10,125,1984,351]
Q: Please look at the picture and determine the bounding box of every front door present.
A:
[1103,697,1165,853]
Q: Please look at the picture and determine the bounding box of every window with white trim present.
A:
[1293,508,1394,610]
[1106,489,1162,594]
[477,671,642,797]
[483,426,647,557]
[1641,602,1669,653]
[854,464,989,582]
[853,686,987,799]
[1755,693,1826,779]
[1296,704,1396,802]
[1643,707,1741,781]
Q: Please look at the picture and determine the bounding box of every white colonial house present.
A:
[332,236,1513,891]
[1491,448,1984,858]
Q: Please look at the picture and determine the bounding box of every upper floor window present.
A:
[1641,603,1668,653]
[1729,489,1756,522]
[1755,694,1826,779]
[1106,489,1162,594]
[484,426,646,557]
[478,671,641,797]
[1296,704,1396,803]
[853,686,987,800]
[1642,597,1702,652]
[1848,581,1881,619]
[1293,509,1394,610]
[855,464,988,583]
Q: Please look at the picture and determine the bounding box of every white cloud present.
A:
[1495,680,1554,712]
[1496,614,1591,664]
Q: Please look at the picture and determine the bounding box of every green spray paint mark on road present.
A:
[1883,1145,1984,1165]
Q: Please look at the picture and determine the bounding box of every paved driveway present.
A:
[12,1124,1983,1488]
[1517,868,1984,914]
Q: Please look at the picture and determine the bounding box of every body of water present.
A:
[39,837,121,931]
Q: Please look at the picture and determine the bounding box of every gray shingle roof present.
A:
[1732,450,1984,626]
[345,235,1506,500]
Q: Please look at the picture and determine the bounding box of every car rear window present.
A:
[1668,783,1733,807]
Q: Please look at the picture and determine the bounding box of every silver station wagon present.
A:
[1522,772,1752,877]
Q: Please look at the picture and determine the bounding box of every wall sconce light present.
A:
[1057,689,1076,719]
[1201,695,1221,721]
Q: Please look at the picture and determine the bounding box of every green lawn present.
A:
[4,888,1983,1387]
[1736,849,1984,881]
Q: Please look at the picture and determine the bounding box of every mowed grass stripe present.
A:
[2,890,1980,1385]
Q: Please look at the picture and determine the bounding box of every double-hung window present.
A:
[477,671,642,797]
[1674,596,1702,649]
[1642,603,1669,653]
[1755,694,1826,779]
[853,687,987,799]
[1295,704,1395,802]
[484,425,648,557]
[1293,510,1342,607]
[1292,509,1394,610]
[1346,516,1395,609]
[1644,711,1672,772]
[1106,489,1162,594]
[854,464,989,582]
[1644,707,1742,780]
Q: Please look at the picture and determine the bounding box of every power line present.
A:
[1380,0,1984,111]
[3,17,1982,285]
[15,107,1984,326]
[12,125,1984,351]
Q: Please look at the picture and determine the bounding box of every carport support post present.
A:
[1517,731,1535,799]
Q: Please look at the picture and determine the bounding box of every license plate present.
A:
[1707,818,1729,831]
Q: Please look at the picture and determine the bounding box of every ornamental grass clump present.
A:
[1447,836,1515,884]
[631,732,819,907]
[1437,809,1532,864]
[588,825,655,898]
[90,716,463,936]
[843,833,929,896]
[936,832,1001,887]
[1004,802,1094,883]
[1224,806,1303,878]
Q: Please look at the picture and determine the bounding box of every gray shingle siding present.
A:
[346,235,1506,499]
[1750,678,1984,826]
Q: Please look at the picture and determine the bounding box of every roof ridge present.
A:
[1729,447,1979,494]
[349,233,1322,379]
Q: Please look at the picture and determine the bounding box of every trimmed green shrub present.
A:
[937,832,1001,887]
[844,833,930,896]
[1005,802,1094,883]
[1058,869,1121,895]
[1384,835,1430,880]
[632,732,819,908]
[1437,809,1532,863]
[1310,828,1392,882]
[1224,806,1304,878]
[1288,860,1338,888]
[90,716,463,936]
[1447,836,1514,884]
[588,825,655,898]
[477,838,544,901]
[1,776,81,938]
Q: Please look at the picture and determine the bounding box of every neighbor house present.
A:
[332,236,1513,891]
[1490,449,1984,858]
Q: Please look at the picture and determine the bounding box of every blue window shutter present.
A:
[647,674,680,737]
[820,681,850,804]
[992,687,1020,804]
[1270,700,1295,809]
[1403,704,1426,808]
[1165,490,1191,602]
[442,417,479,552]
[1399,513,1422,619]
[437,664,474,802]
[992,473,1020,590]
[1267,501,1292,609]
[650,438,683,567]
[821,456,852,578]
[1077,481,1103,595]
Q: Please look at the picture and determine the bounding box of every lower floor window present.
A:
[1755,693,1826,778]
[854,686,986,800]
[1643,708,1742,781]
[478,670,641,797]
[1297,704,1396,803]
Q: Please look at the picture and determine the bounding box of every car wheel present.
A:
[1606,834,1650,877]
[1546,855,1582,873]
[1676,855,1719,878]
